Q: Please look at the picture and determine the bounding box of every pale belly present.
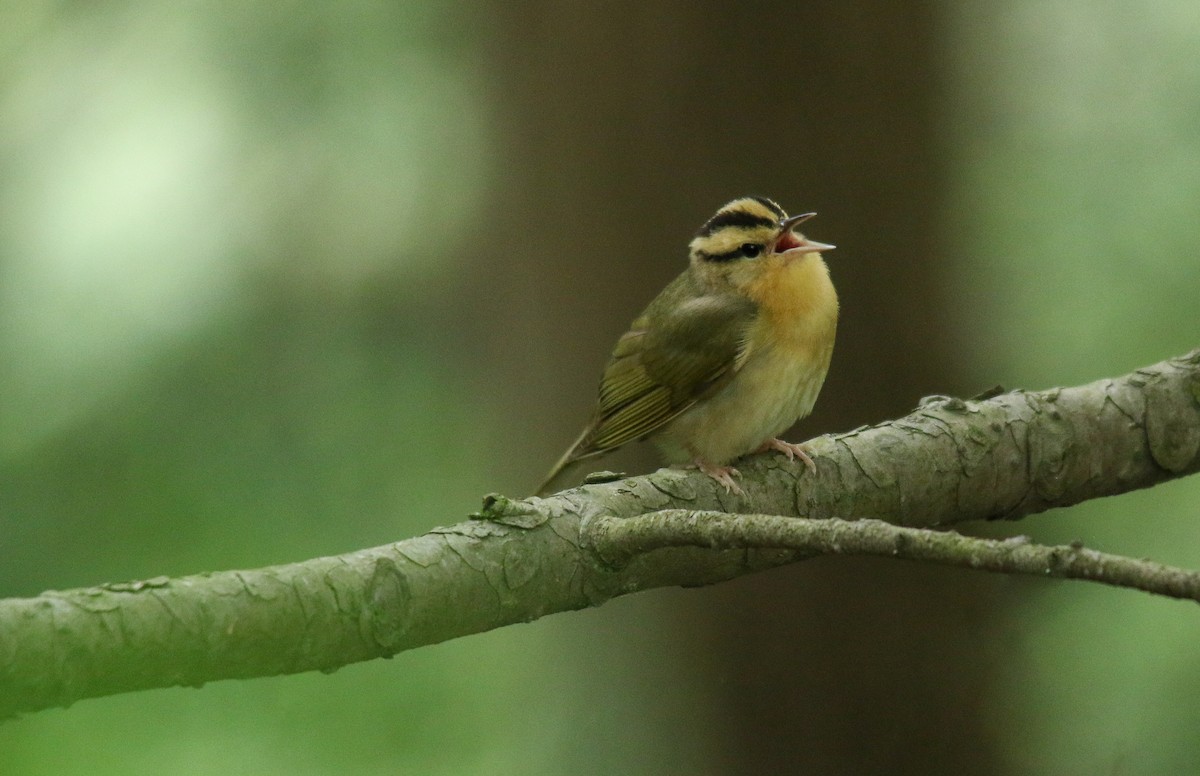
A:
[654,339,833,465]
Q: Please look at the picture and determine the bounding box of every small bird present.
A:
[537,196,838,496]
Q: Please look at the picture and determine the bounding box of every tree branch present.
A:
[2,349,1198,718]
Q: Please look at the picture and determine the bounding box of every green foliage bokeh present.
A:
[2,2,1200,775]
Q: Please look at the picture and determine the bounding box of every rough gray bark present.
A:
[2,349,1198,718]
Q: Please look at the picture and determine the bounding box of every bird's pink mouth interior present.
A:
[775,232,802,252]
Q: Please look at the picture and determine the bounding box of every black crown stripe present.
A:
[696,210,776,238]
[748,196,786,219]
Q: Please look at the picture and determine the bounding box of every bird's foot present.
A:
[756,438,817,474]
[692,460,744,495]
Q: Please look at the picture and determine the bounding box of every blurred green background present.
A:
[2,2,1199,774]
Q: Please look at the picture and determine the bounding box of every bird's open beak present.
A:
[772,212,836,255]
[781,212,817,231]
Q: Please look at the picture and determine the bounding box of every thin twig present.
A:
[590,510,1200,603]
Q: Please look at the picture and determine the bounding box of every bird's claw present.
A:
[757,438,817,474]
[694,460,744,495]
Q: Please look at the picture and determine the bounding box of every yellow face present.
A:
[687,197,828,298]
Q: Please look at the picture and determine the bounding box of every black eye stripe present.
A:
[696,210,777,238]
[698,243,762,263]
[698,249,742,263]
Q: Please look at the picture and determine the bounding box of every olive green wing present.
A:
[536,275,756,495]
[585,272,753,443]
[586,293,754,451]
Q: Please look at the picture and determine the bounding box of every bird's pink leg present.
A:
[692,460,744,495]
[756,438,817,474]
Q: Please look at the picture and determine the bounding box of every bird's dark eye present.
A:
[740,243,763,258]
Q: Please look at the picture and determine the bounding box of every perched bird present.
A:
[537,196,838,496]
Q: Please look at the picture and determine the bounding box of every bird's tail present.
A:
[535,427,602,497]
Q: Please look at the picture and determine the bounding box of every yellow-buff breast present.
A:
[655,250,838,464]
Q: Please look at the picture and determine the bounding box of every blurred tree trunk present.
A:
[475,1,1003,773]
